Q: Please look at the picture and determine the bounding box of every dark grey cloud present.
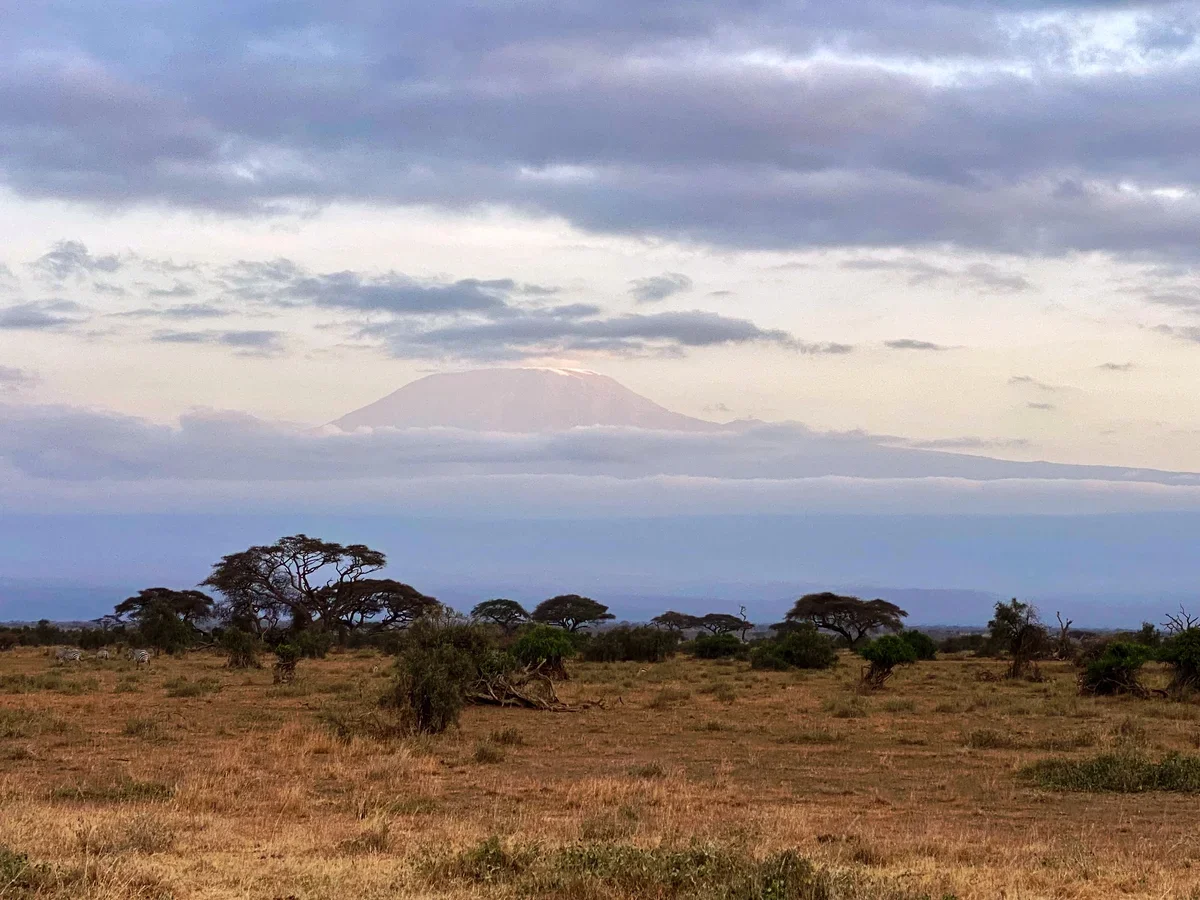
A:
[885,338,948,351]
[151,329,284,355]
[30,241,121,280]
[385,307,851,359]
[0,300,88,330]
[629,273,693,304]
[291,272,516,315]
[0,366,37,391]
[114,303,227,321]
[1154,324,1200,344]
[1,3,1199,256]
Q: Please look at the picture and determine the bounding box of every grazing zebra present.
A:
[55,647,82,664]
[96,649,111,660]
[129,649,151,667]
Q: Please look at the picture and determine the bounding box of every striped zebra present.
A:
[129,649,151,667]
[95,649,111,660]
[55,647,82,663]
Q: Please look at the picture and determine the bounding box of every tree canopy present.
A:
[988,598,1048,679]
[113,588,214,653]
[779,593,907,648]
[201,534,435,635]
[651,611,701,633]
[531,595,614,632]
[471,599,529,632]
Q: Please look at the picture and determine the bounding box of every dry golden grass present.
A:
[1,647,1200,898]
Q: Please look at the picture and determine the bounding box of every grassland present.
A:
[2,648,1200,899]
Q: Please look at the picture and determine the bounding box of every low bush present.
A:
[690,633,743,660]
[511,625,576,677]
[473,741,506,764]
[749,624,836,671]
[1022,752,1200,792]
[0,846,50,892]
[51,777,175,804]
[859,634,918,689]
[273,644,302,684]
[1160,627,1200,697]
[581,626,678,663]
[220,627,261,669]
[1078,640,1154,696]
[898,630,938,661]
[937,633,987,654]
[432,838,830,899]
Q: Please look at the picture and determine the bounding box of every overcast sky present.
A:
[3,0,1200,517]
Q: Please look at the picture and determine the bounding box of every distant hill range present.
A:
[331,367,718,432]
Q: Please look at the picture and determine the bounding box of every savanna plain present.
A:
[2,649,1199,900]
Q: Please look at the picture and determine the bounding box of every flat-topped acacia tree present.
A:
[202,534,436,637]
[778,592,907,649]
[471,598,529,633]
[531,595,614,632]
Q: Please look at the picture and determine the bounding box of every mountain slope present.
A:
[332,367,718,432]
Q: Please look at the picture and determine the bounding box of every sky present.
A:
[3,1,1200,619]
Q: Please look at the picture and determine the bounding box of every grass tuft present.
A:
[1022,752,1200,792]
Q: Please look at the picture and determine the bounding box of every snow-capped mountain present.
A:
[331,367,719,432]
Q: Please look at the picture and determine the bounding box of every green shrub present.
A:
[1160,628,1200,697]
[898,630,938,661]
[1078,641,1154,696]
[385,642,474,734]
[220,627,262,669]
[273,643,302,684]
[581,626,678,663]
[291,628,334,659]
[749,624,836,671]
[511,624,576,676]
[0,846,50,891]
[435,840,829,899]
[1022,752,1200,792]
[690,633,743,659]
[859,634,918,689]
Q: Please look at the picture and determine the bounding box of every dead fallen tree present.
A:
[467,663,607,710]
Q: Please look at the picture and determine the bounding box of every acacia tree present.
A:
[697,613,746,636]
[113,588,214,654]
[202,534,433,638]
[779,593,907,649]
[471,599,529,632]
[531,595,614,632]
[988,598,1048,680]
[651,611,701,634]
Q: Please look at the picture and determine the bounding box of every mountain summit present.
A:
[331,367,719,432]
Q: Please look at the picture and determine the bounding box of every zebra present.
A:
[55,647,82,664]
[96,649,111,660]
[129,649,151,667]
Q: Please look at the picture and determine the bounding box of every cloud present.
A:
[150,329,284,355]
[1027,402,1057,411]
[1009,375,1059,392]
[629,273,693,304]
[113,303,227,321]
[1098,362,1135,371]
[1154,324,1200,344]
[0,300,88,330]
[885,338,948,351]
[0,366,37,392]
[842,257,1031,291]
[31,241,121,280]
[1,403,1198,516]
[383,307,851,359]
[1,5,1199,257]
[906,436,1030,451]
